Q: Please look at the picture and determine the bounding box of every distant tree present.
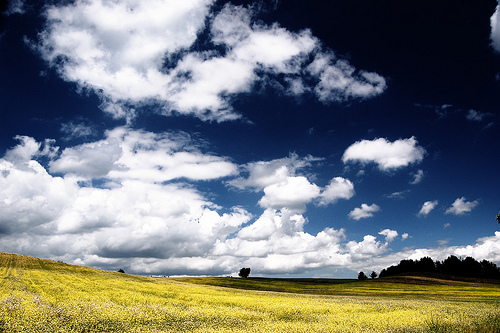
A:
[239,267,251,278]
[462,257,482,277]
[399,259,416,273]
[370,271,378,279]
[379,255,500,280]
[416,257,436,273]
[441,255,462,276]
[358,271,368,280]
[480,260,500,279]
[118,269,125,273]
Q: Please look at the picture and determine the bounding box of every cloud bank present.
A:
[1,132,498,276]
[0,129,408,276]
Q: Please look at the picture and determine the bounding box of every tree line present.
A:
[376,255,500,280]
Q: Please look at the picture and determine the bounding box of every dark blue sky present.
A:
[0,0,499,277]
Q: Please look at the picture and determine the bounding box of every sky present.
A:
[0,0,499,278]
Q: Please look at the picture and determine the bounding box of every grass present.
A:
[1,252,500,332]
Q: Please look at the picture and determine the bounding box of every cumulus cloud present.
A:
[445,197,479,215]
[307,53,386,102]
[418,200,438,217]
[229,154,354,213]
[258,176,321,212]
[35,0,386,122]
[49,139,123,178]
[0,134,408,276]
[403,232,500,266]
[0,130,250,268]
[317,177,355,206]
[346,235,387,261]
[49,127,239,182]
[342,137,425,171]
[4,130,497,277]
[348,203,380,220]
[227,153,317,190]
[331,231,500,275]
[4,136,59,163]
[379,229,398,242]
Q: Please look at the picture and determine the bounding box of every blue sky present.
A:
[0,0,499,278]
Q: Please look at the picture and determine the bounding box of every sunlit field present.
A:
[1,253,500,332]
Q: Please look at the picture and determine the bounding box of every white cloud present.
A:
[258,176,321,212]
[4,136,58,163]
[418,200,438,217]
[0,134,406,276]
[454,232,500,261]
[445,197,479,215]
[410,169,424,184]
[36,0,214,112]
[308,54,386,102]
[386,190,410,199]
[61,121,97,140]
[0,159,73,234]
[8,130,496,277]
[35,1,386,122]
[379,229,398,243]
[0,132,253,270]
[49,127,238,182]
[167,53,256,121]
[348,203,380,220]
[49,139,123,178]
[342,137,425,171]
[491,3,500,53]
[346,235,387,260]
[331,231,500,275]
[229,154,354,213]
[317,177,355,206]
[228,154,318,190]
[401,232,500,266]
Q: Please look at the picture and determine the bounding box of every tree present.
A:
[497,212,500,224]
[118,269,125,273]
[358,271,368,280]
[239,267,251,278]
[441,255,462,276]
[416,256,436,273]
[370,271,377,279]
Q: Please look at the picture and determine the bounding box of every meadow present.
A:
[1,252,500,332]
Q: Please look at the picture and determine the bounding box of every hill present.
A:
[173,274,500,299]
[1,252,500,332]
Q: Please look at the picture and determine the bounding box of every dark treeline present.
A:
[379,255,500,280]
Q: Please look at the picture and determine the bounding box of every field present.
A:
[1,252,500,332]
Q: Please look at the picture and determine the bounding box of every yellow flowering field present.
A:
[1,252,500,332]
